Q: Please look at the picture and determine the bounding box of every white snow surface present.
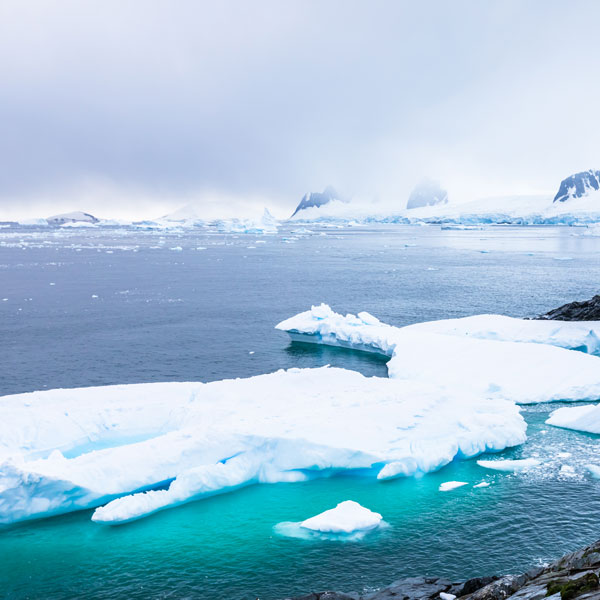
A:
[546,404,600,434]
[300,500,382,533]
[276,305,600,403]
[0,367,525,525]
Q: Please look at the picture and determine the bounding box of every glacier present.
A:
[0,367,525,525]
[276,305,600,403]
[288,192,600,226]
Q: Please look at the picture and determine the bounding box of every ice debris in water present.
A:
[439,481,468,492]
[477,458,540,472]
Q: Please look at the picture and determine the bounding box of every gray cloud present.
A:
[1,0,600,218]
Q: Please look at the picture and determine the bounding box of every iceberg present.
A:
[0,367,525,525]
[276,305,600,403]
[546,404,600,434]
[299,500,382,534]
[402,314,600,355]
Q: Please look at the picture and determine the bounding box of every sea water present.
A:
[1,223,600,599]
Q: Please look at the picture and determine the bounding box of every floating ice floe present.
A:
[276,305,600,403]
[274,500,384,541]
[477,458,540,472]
[473,481,490,488]
[546,404,600,434]
[0,367,525,525]
[439,481,468,491]
[300,500,382,533]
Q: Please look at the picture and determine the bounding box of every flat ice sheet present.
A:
[277,305,600,404]
[0,367,525,525]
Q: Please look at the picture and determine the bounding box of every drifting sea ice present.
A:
[476,458,541,472]
[0,367,525,525]
[300,500,382,533]
[546,404,600,434]
[274,500,384,541]
[439,481,468,491]
[276,305,600,403]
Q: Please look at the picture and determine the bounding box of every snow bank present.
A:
[277,305,600,404]
[0,367,525,525]
[546,404,600,434]
[300,500,382,533]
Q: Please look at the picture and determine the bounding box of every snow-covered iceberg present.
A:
[546,404,600,434]
[276,305,600,403]
[401,314,600,355]
[0,367,525,525]
[300,500,382,534]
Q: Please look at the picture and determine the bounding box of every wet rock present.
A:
[460,577,499,596]
[537,295,600,321]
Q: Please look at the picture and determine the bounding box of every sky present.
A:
[1,0,600,220]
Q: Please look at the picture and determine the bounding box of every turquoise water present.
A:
[2,224,600,599]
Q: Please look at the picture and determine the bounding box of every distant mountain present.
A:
[406,178,448,210]
[291,186,341,217]
[554,169,600,203]
[47,211,98,224]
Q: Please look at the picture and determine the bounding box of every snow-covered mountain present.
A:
[554,170,600,203]
[406,178,448,209]
[47,211,99,225]
[291,186,342,217]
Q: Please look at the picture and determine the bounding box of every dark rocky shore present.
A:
[285,295,600,600]
[284,534,600,600]
[537,295,600,321]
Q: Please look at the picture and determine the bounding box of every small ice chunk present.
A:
[440,594,457,600]
[473,481,490,488]
[439,481,468,492]
[477,458,540,472]
[559,465,576,477]
[587,464,600,478]
[91,294,98,299]
[300,500,382,534]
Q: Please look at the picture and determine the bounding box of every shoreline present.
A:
[284,538,600,600]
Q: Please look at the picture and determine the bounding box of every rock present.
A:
[554,170,600,203]
[364,576,456,600]
[468,575,528,600]
[406,178,448,210]
[537,295,600,321]
[291,186,341,217]
[460,577,500,596]
[282,539,600,600]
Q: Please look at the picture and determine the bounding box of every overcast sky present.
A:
[1,0,600,219]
